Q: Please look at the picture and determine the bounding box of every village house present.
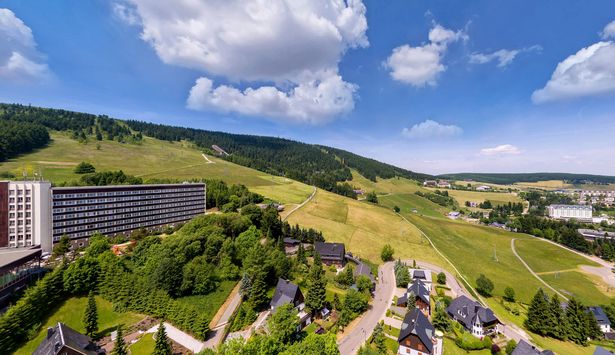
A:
[314,242,346,267]
[33,322,101,355]
[446,296,500,338]
[397,308,442,355]
[511,340,554,355]
[476,185,491,191]
[588,306,612,334]
[409,268,433,291]
[270,278,311,330]
[397,279,431,316]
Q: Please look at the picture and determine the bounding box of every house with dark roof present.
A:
[397,279,431,316]
[353,261,374,283]
[270,278,311,329]
[397,308,442,355]
[409,268,433,291]
[314,242,346,267]
[588,306,612,333]
[33,322,101,355]
[594,346,615,355]
[511,340,554,355]
[446,295,500,338]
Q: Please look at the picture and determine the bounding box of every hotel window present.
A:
[9,213,15,218]
[26,212,31,218]
[9,197,15,203]
[25,189,31,195]
[9,190,15,196]
[17,190,23,195]
[26,204,31,210]
[26,197,31,202]
[18,212,23,218]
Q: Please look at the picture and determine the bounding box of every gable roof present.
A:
[270,278,302,309]
[413,270,426,279]
[588,306,611,326]
[33,322,98,355]
[511,340,554,355]
[446,295,499,330]
[283,237,300,244]
[407,279,430,304]
[398,308,435,353]
[314,242,345,261]
[353,261,374,281]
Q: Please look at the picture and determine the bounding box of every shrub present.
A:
[74,161,96,174]
[503,286,515,302]
[437,272,446,285]
[476,274,494,297]
[381,244,394,262]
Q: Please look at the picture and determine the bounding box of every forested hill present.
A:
[438,172,615,185]
[0,103,431,197]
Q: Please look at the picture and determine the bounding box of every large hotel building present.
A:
[0,181,206,251]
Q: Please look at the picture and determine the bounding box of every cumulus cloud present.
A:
[122,0,368,123]
[601,20,615,39]
[0,8,49,81]
[385,23,466,87]
[479,144,521,156]
[470,45,541,68]
[187,74,356,124]
[532,41,615,103]
[401,119,462,139]
[112,2,140,26]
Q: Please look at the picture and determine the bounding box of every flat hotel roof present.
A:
[0,247,41,274]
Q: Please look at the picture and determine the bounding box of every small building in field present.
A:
[476,185,491,191]
[314,242,346,267]
[33,322,101,355]
[511,340,554,355]
[397,279,431,316]
[270,278,311,330]
[588,306,611,333]
[397,308,442,355]
[446,295,500,338]
[423,180,437,187]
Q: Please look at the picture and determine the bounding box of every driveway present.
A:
[403,260,468,299]
[146,322,205,353]
[337,261,396,355]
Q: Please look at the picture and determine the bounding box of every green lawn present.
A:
[540,271,614,305]
[514,238,599,273]
[287,189,446,267]
[175,280,237,324]
[429,188,522,206]
[129,333,155,354]
[442,337,490,355]
[15,296,142,355]
[379,193,448,219]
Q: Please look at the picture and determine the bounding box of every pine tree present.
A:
[546,294,567,340]
[83,291,98,338]
[372,323,386,354]
[239,272,252,297]
[432,307,451,332]
[565,298,589,345]
[407,291,416,310]
[525,289,549,335]
[297,243,307,265]
[249,272,268,310]
[153,321,172,355]
[111,325,127,355]
[305,251,327,314]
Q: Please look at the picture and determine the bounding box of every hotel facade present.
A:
[547,204,592,222]
[0,181,206,251]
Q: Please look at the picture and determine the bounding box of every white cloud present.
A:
[532,41,615,103]
[601,20,615,39]
[0,8,49,81]
[401,119,462,139]
[470,45,541,68]
[187,74,356,124]
[479,144,521,156]
[385,23,466,87]
[123,0,368,123]
[112,2,140,26]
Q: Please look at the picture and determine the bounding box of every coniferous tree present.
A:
[297,243,307,265]
[372,323,386,354]
[432,306,451,332]
[525,289,549,335]
[586,310,603,340]
[407,292,416,310]
[111,325,127,355]
[546,294,567,340]
[153,321,172,355]
[565,298,589,345]
[305,251,327,314]
[249,272,269,310]
[83,291,98,338]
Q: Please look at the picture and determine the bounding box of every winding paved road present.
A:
[337,261,396,355]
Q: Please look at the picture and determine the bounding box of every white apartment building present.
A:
[0,181,52,251]
[547,204,593,222]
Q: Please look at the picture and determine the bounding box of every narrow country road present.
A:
[202,285,243,349]
[511,238,569,300]
[282,186,317,221]
[337,261,396,355]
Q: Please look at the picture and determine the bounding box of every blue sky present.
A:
[1,1,615,175]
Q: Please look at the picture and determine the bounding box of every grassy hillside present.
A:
[426,188,523,207]
[0,132,313,205]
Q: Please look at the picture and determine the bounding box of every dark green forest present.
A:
[439,172,615,185]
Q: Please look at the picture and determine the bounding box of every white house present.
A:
[588,307,611,334]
